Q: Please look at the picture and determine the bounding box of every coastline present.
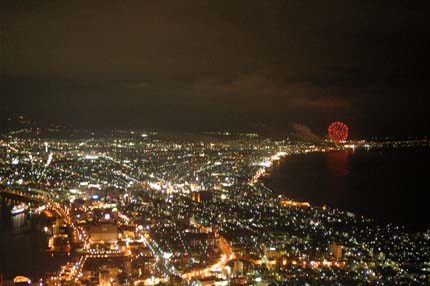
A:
[259,148,429,232]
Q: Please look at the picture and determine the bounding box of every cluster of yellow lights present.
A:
[280,199,311,207]
[289,259,345,268]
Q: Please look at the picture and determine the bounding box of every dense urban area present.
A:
[1,124,429,286]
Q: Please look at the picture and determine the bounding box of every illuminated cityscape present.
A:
[0,125,429,285]
[1,1,429,285]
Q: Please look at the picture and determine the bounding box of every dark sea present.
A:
[263,148,429,232]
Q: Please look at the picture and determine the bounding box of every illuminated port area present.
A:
[0,131,429,285]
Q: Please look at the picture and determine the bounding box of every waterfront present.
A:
[0,209,71,280]
[264,148,429,232]
[1,135,429,285]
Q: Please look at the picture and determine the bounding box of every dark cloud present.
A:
[1,1,429,137]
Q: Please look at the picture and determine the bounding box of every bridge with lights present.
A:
[0,186,48,210]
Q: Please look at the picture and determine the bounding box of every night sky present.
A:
[1,1,429,139]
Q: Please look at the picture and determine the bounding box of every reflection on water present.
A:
[11,212,29,230]
[0,206,71,280]
[326,150,350,177]
[263,148,429,232]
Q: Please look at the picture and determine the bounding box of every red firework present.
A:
[328,121,348,142]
